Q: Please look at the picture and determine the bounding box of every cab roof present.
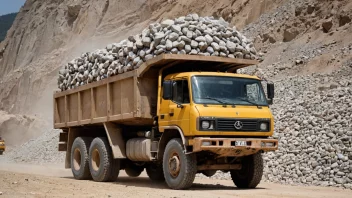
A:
[137,54,259,78]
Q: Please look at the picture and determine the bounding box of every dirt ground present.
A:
[0,159,351,198]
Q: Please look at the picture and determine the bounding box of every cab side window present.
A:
[172,80,190,104]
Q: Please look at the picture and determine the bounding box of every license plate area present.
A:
[235,140,247,146]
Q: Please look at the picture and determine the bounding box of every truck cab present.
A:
[159,72,274,137]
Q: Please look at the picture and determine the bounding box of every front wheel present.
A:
[163,138,197,190]
[230,152,263,189]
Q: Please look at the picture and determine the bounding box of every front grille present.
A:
[216,119,266,132]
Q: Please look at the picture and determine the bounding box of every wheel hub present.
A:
[91,148,101,171]
[73,148,82,171]
[168,154,181,178]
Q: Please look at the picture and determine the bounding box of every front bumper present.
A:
[192,137,278,157]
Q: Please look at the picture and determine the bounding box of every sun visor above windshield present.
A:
[137,54,259,78]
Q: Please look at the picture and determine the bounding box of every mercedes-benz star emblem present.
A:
[234,121,243,130]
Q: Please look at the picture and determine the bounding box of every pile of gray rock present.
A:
[262,67,352,189]
[57,14,257,91]
[6,129,65,165]
[197,63,352,189]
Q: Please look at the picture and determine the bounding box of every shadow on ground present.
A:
[62,176,266,191]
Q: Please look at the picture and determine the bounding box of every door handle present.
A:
[169,112,174,116]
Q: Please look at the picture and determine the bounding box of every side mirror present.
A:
[267,83,274,99]
[266,83,275,105]
[267,83,274,104]
[162,81,173,100]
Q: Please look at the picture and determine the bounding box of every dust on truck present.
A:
[54,54,278,190]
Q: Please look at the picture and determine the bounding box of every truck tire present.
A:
[201,170,217,177]
[230,152,263,189]
[108,159,120,181]
[163,138,197,190]
[0,151,3,155]
[125,165,144,177]
[146,163,164,181]
[89,137,120,182]
[71,137,93,180]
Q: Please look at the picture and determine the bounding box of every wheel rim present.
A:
[168,151,181,178]
[91,148,101,171]
[73,148,82,171]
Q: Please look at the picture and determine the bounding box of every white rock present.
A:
[171,25,182,34]
[205,35,213,45]
[191,40,198,49]
[161,19,174,27]
[195,36,206,42]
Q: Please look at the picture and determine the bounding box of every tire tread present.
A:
[230,152,263,188]
[71,137,93,180]
[89,137,120,182]
[163,138,197,190]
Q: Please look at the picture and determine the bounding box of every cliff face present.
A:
[0,0,281,117]
[0,13,17,42]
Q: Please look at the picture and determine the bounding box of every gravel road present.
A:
[0,158,351,198]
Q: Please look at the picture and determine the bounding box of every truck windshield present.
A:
[191,76,268,106]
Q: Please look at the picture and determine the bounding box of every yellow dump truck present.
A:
[0,138,5,155]
[54,54,278,189]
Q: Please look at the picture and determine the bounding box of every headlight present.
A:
[201,121,210,129]
[200,120,215,130]
[260,122,268,131]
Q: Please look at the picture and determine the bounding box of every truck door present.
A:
[169,79,190,132]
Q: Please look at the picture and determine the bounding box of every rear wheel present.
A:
[71,137,92,180]
[89,137,120,182]
[146,163,164,181]
[163,138,197,190]
[230,153,263,189]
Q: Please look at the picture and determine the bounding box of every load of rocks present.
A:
[57,14,257,91]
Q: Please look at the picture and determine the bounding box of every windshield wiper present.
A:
[203,97,227,104]
[237,97,261,108]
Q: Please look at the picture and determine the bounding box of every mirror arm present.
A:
[175,101,184,108]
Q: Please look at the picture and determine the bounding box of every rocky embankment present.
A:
[198,61,352,189]
[5,129,65,165]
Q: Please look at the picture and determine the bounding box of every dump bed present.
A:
[53,54,258,129]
